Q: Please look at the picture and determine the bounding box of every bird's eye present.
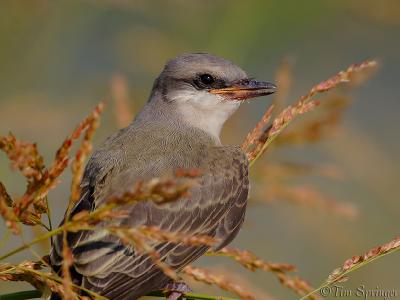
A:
[199,74,215,85]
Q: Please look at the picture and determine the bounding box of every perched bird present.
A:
[50,53,276,300]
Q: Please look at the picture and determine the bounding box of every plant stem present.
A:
[0,290,237,300]
[299,246,400,300]
[45,197,53,233]
[0,227,63,261]
[0,290,42,300]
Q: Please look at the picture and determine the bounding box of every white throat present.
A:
[170,89,240,142]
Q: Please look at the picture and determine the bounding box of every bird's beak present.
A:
[209,79,276,100]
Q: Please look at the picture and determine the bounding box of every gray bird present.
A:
[50,53,275,300]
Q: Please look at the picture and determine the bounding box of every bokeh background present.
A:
[0,1,399,299]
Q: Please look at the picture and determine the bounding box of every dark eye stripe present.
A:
[194,75,227,90]
[170,77,227,90]
[200,74,214,85]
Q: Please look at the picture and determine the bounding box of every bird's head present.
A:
[147,53,276,141]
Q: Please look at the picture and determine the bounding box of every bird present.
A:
[50,53,276,300]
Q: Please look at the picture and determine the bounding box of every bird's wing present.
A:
[51,145,248,298]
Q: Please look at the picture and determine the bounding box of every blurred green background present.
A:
[0,0,399,299]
